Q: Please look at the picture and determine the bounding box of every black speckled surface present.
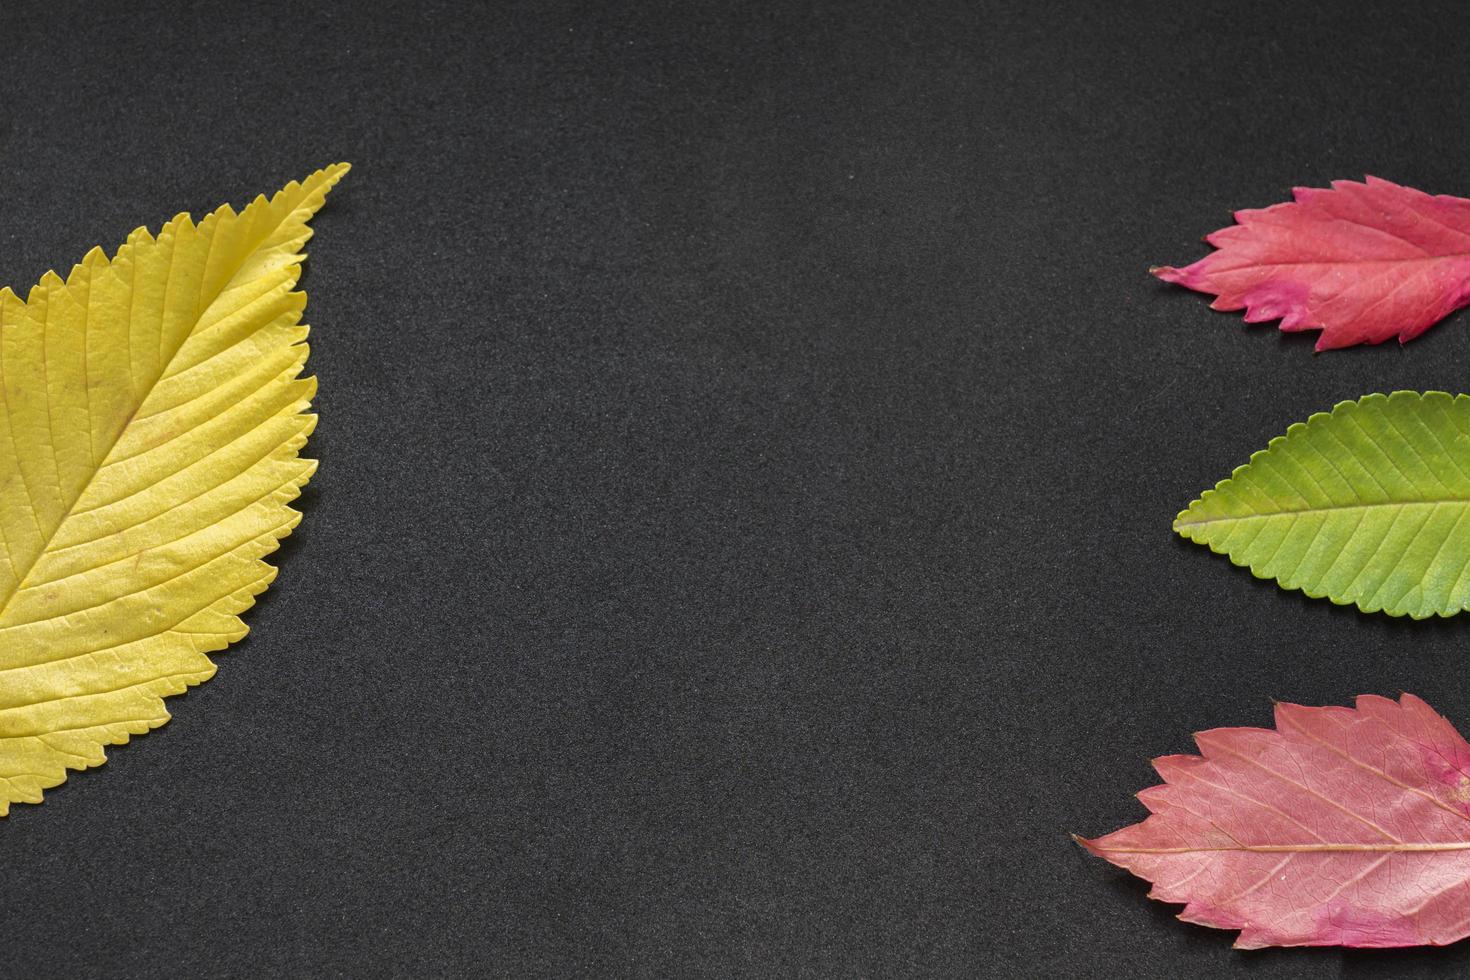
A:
[5,1,1470,976]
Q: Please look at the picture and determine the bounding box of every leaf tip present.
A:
[320,161,352,185]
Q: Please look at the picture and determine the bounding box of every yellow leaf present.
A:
[0,164,348,815]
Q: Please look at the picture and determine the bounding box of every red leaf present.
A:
[1154,177,1470,350]
[1078,694,1470,948]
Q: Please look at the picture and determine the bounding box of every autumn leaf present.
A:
[1176,391,1470,618]
[1154,177,1470,350]
[0,164,348,815]
[1077,694,1470,949]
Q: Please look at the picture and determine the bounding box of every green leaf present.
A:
[1175,391,1470,619]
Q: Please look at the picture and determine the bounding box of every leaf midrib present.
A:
[1176,497,1470,529]
[1219,252,1470,269]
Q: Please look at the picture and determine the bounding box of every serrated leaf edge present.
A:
[1172,391,1470,619]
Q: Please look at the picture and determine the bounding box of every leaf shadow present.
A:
[1152,277,1470,359]
[1170,535,1466,637]
[1098,867,1226,954]
[1102,864,1470,973]
[1339,944,1470,978]
[1148,279,1322,351]
[254,482,317,605]
[1270,326,1323,354]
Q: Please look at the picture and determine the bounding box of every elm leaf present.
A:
[1079,694,1470,949]
[1154,177,1470,350]
[0,164,348,815]
[1176,391,1470,618]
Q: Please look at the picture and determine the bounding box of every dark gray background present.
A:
[3,1,1470,977]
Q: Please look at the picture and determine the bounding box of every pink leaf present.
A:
[1078,694,1470,948]
[1154,177,1470,350]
